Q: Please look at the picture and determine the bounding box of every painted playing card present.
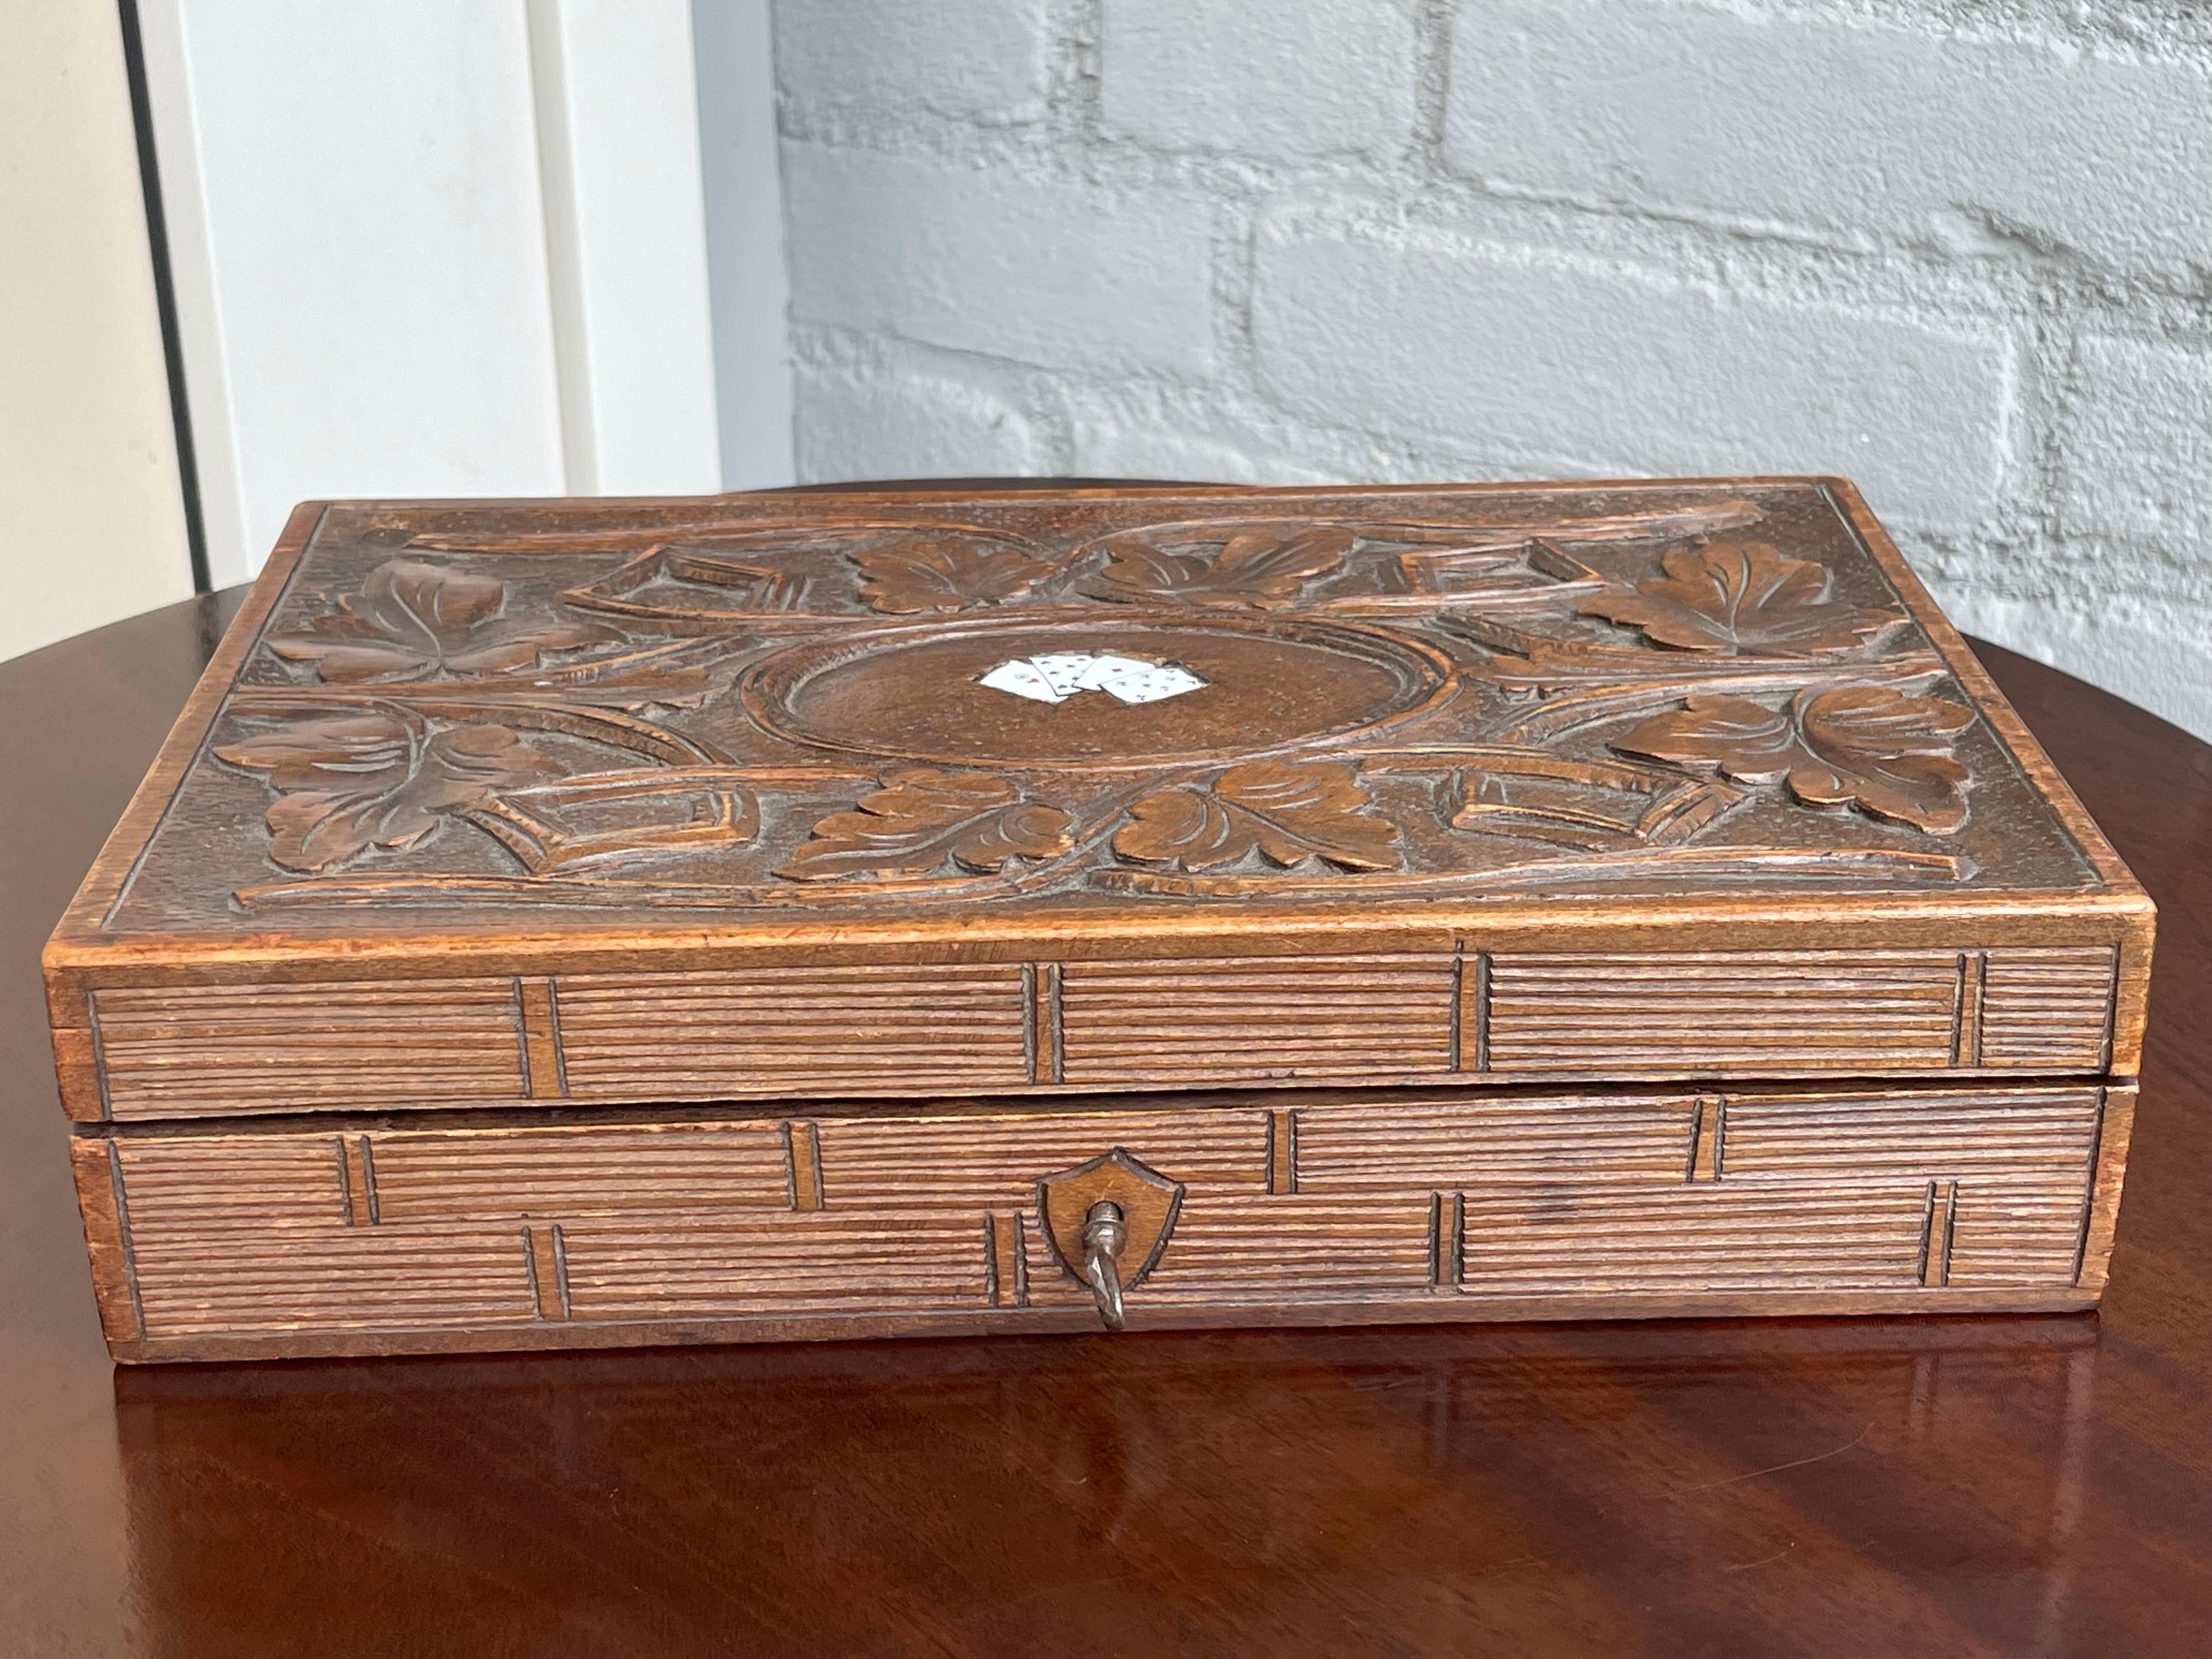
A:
[1098,661,1207,705]
[1028,653,1099,698]
[1079,653,1151,689]
[978,660,1064,703]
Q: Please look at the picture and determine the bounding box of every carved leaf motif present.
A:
[1580,541,1903,656]
[215,713,563,871]
[1113,761,1400,872]
[850,534,1046,614]
[1086,524,1353,608]
[268,558,624,681]
[1613,685,1976,834]
[774,769,1075,881]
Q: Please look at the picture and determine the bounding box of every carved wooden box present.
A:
[45,479,2152,1362]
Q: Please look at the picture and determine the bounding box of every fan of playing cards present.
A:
[978,652,1209,707]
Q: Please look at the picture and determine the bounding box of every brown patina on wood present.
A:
[43,478,2153,1361]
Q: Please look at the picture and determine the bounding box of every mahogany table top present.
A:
[3,501,2208,1657]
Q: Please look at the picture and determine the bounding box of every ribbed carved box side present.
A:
[1483,951,1961,1075]
[111,1134,541,1336]
[817,1109,1268,1209]
[131,1227,538,1337]
[1057,955,1456,1087]
[370,1126,793,1222]
[1293,1094,1698,1190]
[1017,1195,1436,1307]
[1943,1187,2099,1287]
[552,965,1031,1099]
[84,1076,2129,1358]
[1721,1088,2104,1288]
[1719,1090,2101,1184]
[1979,947,2119,1071]
[92,980,527,1117]
[560,1214,990,1320]
[113,1136,352,1230]
[1144,1196,1437,1301]
[1458,1185,1932,1295]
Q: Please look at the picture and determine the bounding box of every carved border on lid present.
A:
[200,492,1999,915]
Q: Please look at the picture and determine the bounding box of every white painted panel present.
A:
[529,0,724,495]
[144,1,566,582]
[0,1,194,661]
[694,0,796,488]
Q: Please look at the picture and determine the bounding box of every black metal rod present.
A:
[116,0,211,595]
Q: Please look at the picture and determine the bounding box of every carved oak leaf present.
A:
[1086,524,1353,608]
[775,769,1074,881]
[1113,761,1400,872]
[1581,541,1904,656]
[850,534,1045,614]
[268,558,623,682]
[1613,686,1975,834]
[215,713,562,871]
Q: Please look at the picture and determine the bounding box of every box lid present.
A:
[46,479,2152,1121]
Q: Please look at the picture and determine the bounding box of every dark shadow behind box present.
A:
[43,478,2151,1362]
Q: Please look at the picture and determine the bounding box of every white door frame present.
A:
[134,0,789,585]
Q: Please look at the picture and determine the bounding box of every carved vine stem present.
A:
[1479,656,1950,746]
[233,775,1193,911]
[228,685,733,766]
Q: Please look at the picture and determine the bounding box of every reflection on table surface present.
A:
[112,1314,2162,1657]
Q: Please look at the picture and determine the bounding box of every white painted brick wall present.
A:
[1102,0,1419,156]
[774,0,1053,126]
[1251,222,2010,533]
[794,362,1048,479]
[1446,1,2212,275]
[2060,338,2212,546]
[769,0,2212,737]
[784,145,1217,375]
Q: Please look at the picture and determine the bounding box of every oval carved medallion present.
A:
[737,613,1455,770]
